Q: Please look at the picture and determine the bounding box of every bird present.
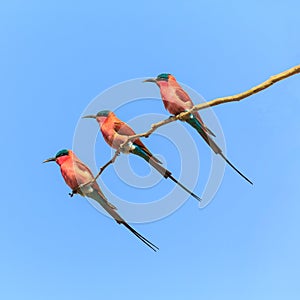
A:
[144,73,253,185]
[83,110,202,202]
[43,149,159,252]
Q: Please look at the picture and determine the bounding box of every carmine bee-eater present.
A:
[83,110,202,202]
[144,73,253,185]
[43,149,159,252]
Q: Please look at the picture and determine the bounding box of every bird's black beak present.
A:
[43,157,56,163]
[143,78,157,83]
[82,115,97,119]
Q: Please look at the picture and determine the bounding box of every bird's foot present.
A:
[69,191,75,197]
[69,185,82,197]
[177,112,190,121]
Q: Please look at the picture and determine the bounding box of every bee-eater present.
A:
[83,110,202,202]
[144,73,253,185]
[43,149,159,252]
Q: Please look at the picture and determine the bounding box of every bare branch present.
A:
[189,64,300,113]
[94,149,121,181]
[98,65,300,175]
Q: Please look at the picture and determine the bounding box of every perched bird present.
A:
[83,110,202,201]
[144,73,253,185]
[43,149,159,252]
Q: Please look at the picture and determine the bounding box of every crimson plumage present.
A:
[144,73,253,185]
[43,149,159,251]
[83,110,202,201]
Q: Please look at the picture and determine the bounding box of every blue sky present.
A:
[1,1,300,299]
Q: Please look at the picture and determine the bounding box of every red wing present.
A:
[114,120,136,136]
[74,159,115,207]
[114,120,148,150]
[74,159,94,178]
[175,87,193,104]
[113,120,160,162]
[175,88,206,126]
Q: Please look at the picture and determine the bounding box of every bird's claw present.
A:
[69,185,82,197]
[177,113,190,121]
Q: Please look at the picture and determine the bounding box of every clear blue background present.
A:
[1,1,300,299]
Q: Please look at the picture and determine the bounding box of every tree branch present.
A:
[189,64,300,112]
[93,149,121,180]
[97,64,300,175]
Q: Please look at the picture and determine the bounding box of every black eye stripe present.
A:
[157,77,168,81]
